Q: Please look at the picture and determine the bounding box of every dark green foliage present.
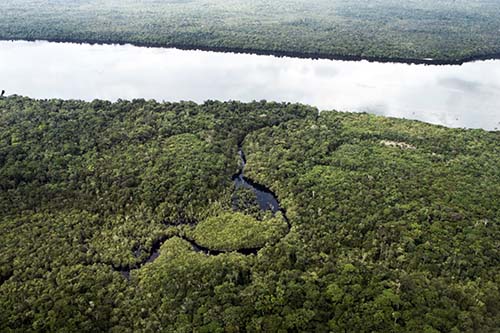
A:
[1,263,128,332]
[232,186,262,217]
[1,96,498,331]
[0,96,316,331]
[243,111,499,332]
[1,0,500,62]
[125,237,254,332]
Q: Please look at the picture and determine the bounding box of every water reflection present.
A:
[0,40,498,130]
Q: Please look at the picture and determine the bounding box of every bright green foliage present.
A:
[1,0,500,62]
[124,237,254,332]
[1,96,499,332]
[192,212,288,251]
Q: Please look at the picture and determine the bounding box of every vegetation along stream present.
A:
[117,146,290,279]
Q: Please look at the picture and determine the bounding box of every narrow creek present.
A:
[232,148,281,214]
[116,146,289,279]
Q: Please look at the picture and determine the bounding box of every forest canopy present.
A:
[0,96,499,331]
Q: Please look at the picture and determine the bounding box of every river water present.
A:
[0,40,499,130]
[233,149,281,214]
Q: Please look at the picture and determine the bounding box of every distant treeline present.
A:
[1,0,500,63]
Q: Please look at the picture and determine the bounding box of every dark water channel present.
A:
[118,147,287,279]
[232,149,281,214]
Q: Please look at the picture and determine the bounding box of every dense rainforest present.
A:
[1,0,500,64]
[0,96,499,332]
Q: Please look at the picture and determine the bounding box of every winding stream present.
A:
[233,148,281,214]
[117,147,288,279]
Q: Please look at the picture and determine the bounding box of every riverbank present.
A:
[2,41,499,130]
[2,37,500,66]
[2,0,500,66]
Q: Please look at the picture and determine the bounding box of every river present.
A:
[0,40,499,130]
